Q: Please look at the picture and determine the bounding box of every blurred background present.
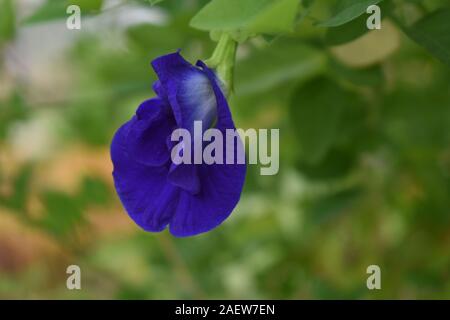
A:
[0,0,449,299]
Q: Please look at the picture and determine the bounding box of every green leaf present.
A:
[126,24,184,55]
[306,187,363,223]
[77,176,110,207]
[403,8,450,67]
[329,58,384,86]
[324,1,390,45]
[0,165,33,213]
[296,147,357,180]
[294,78,373,179]
[289,78,351,164]
[39,191,85,238]
[235,41,327,95]
[69,0,103,11]
[245,0,301,34]
[146,0,165,5]
[190,0,300,34]
[23,1,65,24]
[0,0,15,46]
[318,0,383,27]
[0,93,28,139]
[24,0,103,24]
[324,13,370,45]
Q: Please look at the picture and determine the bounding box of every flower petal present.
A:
[151,52,218,132]
[169,160,246,237]
[152,80,167,102]
[112,54,246,237]
[168,162,201,194]
[169,60,246,237]
[196,60,234,130]
[126,98,176,167]
[111,120,179,232]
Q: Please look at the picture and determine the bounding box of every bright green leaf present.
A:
[246,0,301,34]
[190,0,300,34]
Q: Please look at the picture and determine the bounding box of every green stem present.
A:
[205,33,238,94]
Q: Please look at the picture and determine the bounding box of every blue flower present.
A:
[110,51,246,237]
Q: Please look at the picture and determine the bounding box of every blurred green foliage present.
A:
[0,0,449,299]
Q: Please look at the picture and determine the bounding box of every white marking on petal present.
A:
[179,71,218,131]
